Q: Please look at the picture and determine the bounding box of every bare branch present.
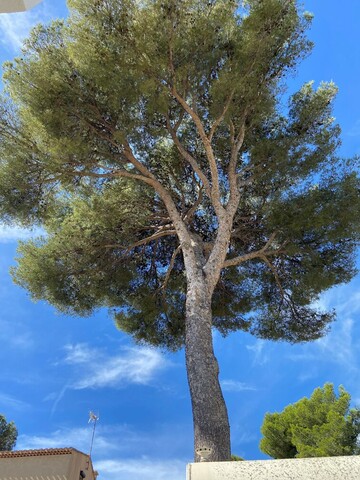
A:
[209,90,235,142]
[225,113,248,217]
[122,141,159,182]
[260,254,286,298]
[71,168,150,183]
[169,86,224,215]
[223,232,280,268]
[183,187,203,224]
[173,109,185,133]
[165,114,212,197]
[161,244,182,291]
[104,228,177,252]
[263,231,278,250]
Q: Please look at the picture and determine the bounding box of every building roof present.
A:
[0,447,98,480]
[0,448,83,458]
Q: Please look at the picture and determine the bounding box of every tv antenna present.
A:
[88,411,99,458]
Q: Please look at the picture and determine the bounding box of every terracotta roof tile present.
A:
[0,448,77,458]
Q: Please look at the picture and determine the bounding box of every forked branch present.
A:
[169,85,223,215]
[161,244,182,291]
[260,254,286,298]
[165,114,212,198]
[103,228,177,253]
[223,232,280,268]
[209,90,235,142]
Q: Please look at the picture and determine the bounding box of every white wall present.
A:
[187,456,360,480]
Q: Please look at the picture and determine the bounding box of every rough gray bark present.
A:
[183,236,231,462]
[185,281,231,462]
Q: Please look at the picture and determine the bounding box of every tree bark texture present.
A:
[185,277,231,462]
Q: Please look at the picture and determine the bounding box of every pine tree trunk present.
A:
[185,279,231,462]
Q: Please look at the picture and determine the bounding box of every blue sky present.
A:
[0,1,359,479]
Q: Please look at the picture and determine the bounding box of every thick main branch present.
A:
[169,86,224,216]
[223,232,281,268]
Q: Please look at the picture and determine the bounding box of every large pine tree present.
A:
[0,0,358,460]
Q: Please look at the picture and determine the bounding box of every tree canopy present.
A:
[0,0,359,460]
[1,0,358,349]
[260,384,360,458]
[0,414,17,451]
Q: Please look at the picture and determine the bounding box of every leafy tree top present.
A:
[260,383,360,458]
[0,0,358,350]
[0,414,17,451]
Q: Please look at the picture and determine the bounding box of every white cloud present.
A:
[17,426,113,454]
[287,317,356,370]
[94,458,186,480]
[347,119,360,137]
[19,422,190,457]
[231,430,258,446]
[44,384,69,416]
[0,224,43,243]
[221,380,257,392]
[331,291,360,317]
[64,343,167,389]
[6,329,34,349]
[64,343,94,365]
[0,3,57,53]
[297,369,319,383]
[315,283,360,317]
[0,392,29,411]
[286,352,315,362]
[246,340,269,365]
[0,317,34,350]
[17,425,187,480]
[287,282,360,374]
[315,316,356,370]
[312,283,360,370]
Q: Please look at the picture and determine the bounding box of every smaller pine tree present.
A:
[260,383,360,458]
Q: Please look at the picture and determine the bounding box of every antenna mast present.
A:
[88,411,99,458]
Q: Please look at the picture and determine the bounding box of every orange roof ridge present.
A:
[0,447,84,458]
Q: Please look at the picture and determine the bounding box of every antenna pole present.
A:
[88,411,99,458]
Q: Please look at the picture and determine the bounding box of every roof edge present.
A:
[0,447,86,458]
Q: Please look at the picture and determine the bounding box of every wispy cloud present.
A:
[231,430,258,446]
[246,340,269,365]
[221,380,257,392]
[17,426,113,453]
[316,317,356,370]
[17,425,187,480]
[0,318,34,350]
[0,2,58,53]
[313,282,360,370]
[64,343,94,365]
[64,343,168,389]
[286,317,358,381]
[347,119,360,137]
[0,224,43,243]
[0,392,29,411]
[43,384,69,416]
[95,458,186,480]
[297,369,319,383]
[288,282,360,372]
[315,283,360,317]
